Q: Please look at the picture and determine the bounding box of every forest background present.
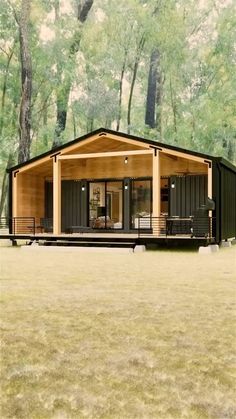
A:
[0,0,235,216]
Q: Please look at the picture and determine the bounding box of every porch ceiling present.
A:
[23,160,53,176]
[60,154,153,179]
[160,153,208,176]
[62,136,148,155]
[18,150,208,179]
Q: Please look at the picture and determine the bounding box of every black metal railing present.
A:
[137,216,216,239]
[0,215,216,239]
[0,217,36,235]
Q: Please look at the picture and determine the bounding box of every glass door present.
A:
[131,179,152,229]
[106,181,123,229]
[89,181,123,229]
[89,182,106,228]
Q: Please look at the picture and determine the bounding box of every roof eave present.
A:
[7,127,235,173]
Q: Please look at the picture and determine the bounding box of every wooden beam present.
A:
[12,172,18,218]
[152,150,161,235]
[60,133,103,155]
[98,132,151,149]
[53,158,61,235]
[160,148,211,165]
[59,150,153,160]
[13,156,52,174]
[207,163,212,199]
[60,133,150,155]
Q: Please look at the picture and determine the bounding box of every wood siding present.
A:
[61,154,153,180]
[15,172,44,222]
[63,136,147,155]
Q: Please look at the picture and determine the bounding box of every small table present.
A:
[27,225,44,234]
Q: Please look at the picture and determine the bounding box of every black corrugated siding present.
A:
[45,180,82,232]
[221,165,236,240]
[61,180,81,232]
[170,175,207,216]
[45,181,53,218]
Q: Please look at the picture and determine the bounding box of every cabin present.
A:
[3,128,236,247]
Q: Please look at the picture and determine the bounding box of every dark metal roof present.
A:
[216,157,236,174]
[7,127,236,172]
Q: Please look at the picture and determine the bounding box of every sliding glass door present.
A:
[89,181,123,229]
[131,179,152,229]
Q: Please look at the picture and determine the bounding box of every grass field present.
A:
[0,246,236,419]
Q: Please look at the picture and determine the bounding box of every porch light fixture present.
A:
[124,157,128,164]
[171,182,175,189]
[81,186,85,191]
[124,184,128,190]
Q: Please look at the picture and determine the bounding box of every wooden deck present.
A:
[0,231,215,248]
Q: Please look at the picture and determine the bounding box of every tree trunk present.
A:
[105,118,112,129]
[116,48,128,132]
[43,97,48,146]
[72,108,77,139]
[145,49,160,129]
[52,0,94,148]
[18,0,32,163]
[156,71,164,137]
[227,139,234,162]
[0,45,15,136]
[86,118,94,133]
[169,76,177,140]
[0,153,14,218]
[127,35,145,134]
[53,81,71,148]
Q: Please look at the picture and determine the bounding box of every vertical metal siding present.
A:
[61,180,81,232]
[45,180,82,232]
[124,178,131,231]
[212,161,221,242]
[80,181,88,227]
[170,175,207,216]
[221,166,236,239]
[45,181,53,218]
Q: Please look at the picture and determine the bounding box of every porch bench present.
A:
[66,226,91,234]
[166,217,193,235]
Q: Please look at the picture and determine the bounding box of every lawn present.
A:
[0,246,236,419]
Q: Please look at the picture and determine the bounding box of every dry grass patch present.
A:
[0,246,236,418]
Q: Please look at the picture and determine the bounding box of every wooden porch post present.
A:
[152,150,161,235]
[207,162,213,237]
[12,172,18,234]
[53,157,61,235]
[12,172,18,218]
[208,163,212,199]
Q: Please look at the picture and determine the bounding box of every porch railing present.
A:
[137,216,216,240]
[0,215,216,240]
[0,217,36,235]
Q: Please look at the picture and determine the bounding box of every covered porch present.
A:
[9,132,214,240]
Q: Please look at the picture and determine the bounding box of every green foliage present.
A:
[0,0,235,201]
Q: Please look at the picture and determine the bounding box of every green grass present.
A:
[0,246,236,418]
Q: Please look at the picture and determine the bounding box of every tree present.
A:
[17,0,33,163]
[145,48,162,130]
[127,33,145,134]
[52,0,94,148]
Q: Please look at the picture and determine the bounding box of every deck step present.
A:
[40,240,136,249]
